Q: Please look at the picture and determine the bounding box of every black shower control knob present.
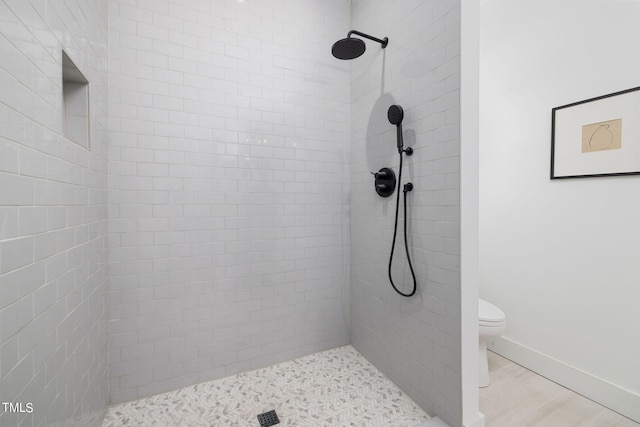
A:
[373,167,396,197]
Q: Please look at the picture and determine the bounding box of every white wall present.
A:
[0,0,110,426]
[108,0,351,403]
[460,0,483,425]
[480,0,640,421]
[349,1,463,425]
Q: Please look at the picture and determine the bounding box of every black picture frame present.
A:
[551,86,640,179]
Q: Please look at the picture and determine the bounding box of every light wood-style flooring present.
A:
[480,350,639,427]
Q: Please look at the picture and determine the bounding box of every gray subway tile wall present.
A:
[350,0,462,426]
[107,0,352,404]
[1,0,462,426]
[0,0,110,426]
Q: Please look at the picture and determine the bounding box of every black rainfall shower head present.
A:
[332,37,366,60]
[387,105,404,126]
[331,30,388,60]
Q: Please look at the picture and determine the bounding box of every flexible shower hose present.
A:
[388,151,417,297]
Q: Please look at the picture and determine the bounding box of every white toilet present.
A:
[478,299,506,387]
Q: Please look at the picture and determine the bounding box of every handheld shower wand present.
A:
[386,105,417,297]
[387,105,413,156]
[387,105,404,153]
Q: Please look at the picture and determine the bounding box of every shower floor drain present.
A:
[257,409,280,426]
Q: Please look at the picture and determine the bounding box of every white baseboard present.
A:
[490,337,640,423]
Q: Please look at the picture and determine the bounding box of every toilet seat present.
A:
[479,299,505,327]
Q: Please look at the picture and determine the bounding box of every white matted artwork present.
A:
[551,86,640,179]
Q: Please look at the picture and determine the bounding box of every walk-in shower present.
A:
[331,30,388,60]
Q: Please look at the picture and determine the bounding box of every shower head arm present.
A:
[347,30,388,48]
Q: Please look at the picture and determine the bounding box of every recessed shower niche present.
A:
[62,51,89,147]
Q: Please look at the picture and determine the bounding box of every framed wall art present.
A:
[551,86,640,179]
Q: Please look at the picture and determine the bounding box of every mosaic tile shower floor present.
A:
[102,345,430,427]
